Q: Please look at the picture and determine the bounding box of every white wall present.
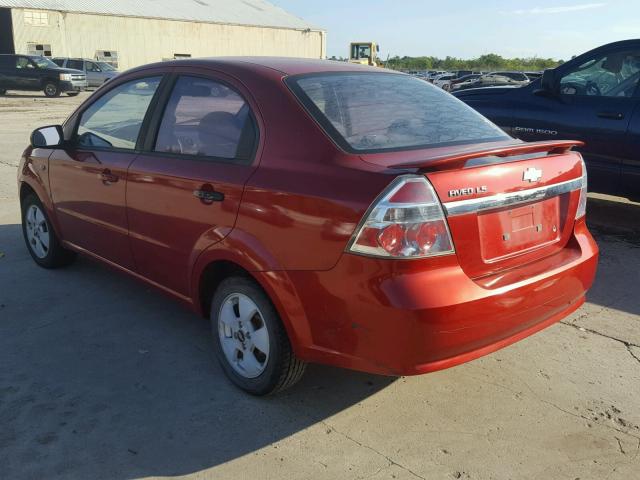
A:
[11,8,326,70]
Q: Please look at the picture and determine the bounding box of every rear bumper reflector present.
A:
[443,178,583,217]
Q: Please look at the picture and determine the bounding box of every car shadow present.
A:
[585,195,640,316]
[0,223,395,479]
[586,195,640,246]
[1,92,82,99]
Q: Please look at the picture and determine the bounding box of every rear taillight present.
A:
[347,175,455,259]
[576,158,588,219]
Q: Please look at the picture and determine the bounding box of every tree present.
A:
[384,53,562,72]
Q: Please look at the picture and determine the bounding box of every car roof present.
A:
[53,57,95,61]
[129,57,396,77]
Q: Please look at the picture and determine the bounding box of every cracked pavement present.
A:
[1,92,639,479]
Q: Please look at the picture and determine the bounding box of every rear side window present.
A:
[67,59,84,71]
[76,77,161,150]
[15,57,33,69]
[154,76,254,162]
[288,73,508,153]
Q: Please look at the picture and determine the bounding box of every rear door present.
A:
[126,70,260,297]
[0,55,12,88]
[49,73,164,269]
[512,48,640,194]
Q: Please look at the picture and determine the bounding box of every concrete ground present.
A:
[0,91,638,480]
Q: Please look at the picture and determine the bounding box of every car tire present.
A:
[21,193,76,268]
[211,276,306,395]
[66,92,80,97]
[43,82,60,97]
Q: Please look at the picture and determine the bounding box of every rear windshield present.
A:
[287,72,509,153]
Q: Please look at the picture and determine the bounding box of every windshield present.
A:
[98,62,117,71]
[288,73,509,153]
[351,44,371,60]
[32,56,59,69]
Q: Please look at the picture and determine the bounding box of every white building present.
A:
[0,0,326,70]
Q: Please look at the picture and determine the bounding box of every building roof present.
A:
[0,0,321,31]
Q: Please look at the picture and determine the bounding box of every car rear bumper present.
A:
[285,218,598,376]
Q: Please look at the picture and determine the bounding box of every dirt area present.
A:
[0,91,638,480]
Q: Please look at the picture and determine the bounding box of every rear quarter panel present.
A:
[228,66,394,271]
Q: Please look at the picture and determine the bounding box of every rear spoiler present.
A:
[395,140,584,170]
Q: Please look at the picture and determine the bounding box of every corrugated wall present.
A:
[10,8,326,70]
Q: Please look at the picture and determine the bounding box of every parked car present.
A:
[454,40,640,199]
[19,58,598,395]
[451,70,473,78]
[0,54,87,97]
[426,70,447,82]
[524,71,543,80]
[433,73,457,90]
[450,73,483,91]
[52,57,119,87]
[456,72,530,91]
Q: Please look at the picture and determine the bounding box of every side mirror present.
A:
[540,69,556,91]
[31,125,64,148]
[534,69,558,97]
[376,45,380,53]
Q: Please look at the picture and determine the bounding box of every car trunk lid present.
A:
[362,140,585,279]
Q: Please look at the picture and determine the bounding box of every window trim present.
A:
[70,74,167,154]
[140,72,259,166]
[284,71,508,155]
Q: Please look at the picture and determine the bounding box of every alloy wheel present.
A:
[218,293,270,378]
[25,205,50,259]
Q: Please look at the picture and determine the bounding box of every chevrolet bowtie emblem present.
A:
[523,167,543,183]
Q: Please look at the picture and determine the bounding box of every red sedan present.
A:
[19,58,598,395]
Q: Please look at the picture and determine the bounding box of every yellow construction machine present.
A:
[348,42,382,67]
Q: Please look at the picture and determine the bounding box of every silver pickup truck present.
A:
[52,58,119,87]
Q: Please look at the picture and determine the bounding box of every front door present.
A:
[85,60,103,87]
[49,75,163,269]
[127,72,259,297]
[512,48,640,194]
[14,56,40,89]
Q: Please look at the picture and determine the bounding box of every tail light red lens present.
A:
[576,158,588,219]
[347,175,455,259]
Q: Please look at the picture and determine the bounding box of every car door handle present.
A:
[597,111,625,120]
[193,189,224,203]
[99,169,119,184]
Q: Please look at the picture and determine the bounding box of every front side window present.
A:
[76,77,161,150]
[31,56,57,69]
[289,73,509,153]
[86,61,100,72]
[154,76,252,161]
[97,62,116,71]
[560,50,640,97]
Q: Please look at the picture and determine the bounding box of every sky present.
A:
[271,0,639,61]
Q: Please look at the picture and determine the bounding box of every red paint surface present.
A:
[18,58,599,376]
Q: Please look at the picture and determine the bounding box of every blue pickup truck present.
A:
[454,40,640,200]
